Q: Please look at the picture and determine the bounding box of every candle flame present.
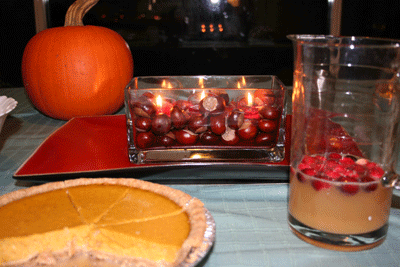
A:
[167,82,173,88]
[156,95,163,108]
[242,76,246,86]
[200,90,206,100]
[237,82,241,89]
[161,80,166,88]
[247,92,253,106]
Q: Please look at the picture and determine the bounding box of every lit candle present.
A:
[156,95,163,114]
[155,95,173,116]
[247,92,253,106]
[243,92,260,119]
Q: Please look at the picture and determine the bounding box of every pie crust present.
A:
[0,178,207,267]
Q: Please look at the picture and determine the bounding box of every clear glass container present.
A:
[125,75,288,164]
[287,35,400,251]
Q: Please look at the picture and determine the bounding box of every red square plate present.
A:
[14,115,291,182]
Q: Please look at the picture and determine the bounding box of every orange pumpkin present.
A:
[21,0,133,120]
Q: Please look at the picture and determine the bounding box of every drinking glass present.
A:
[287,35,400,251]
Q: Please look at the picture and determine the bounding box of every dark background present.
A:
[1,0,399,88]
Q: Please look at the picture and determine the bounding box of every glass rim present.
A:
[287,34,400,49]
[131,75,283,80]
[126,75,286,90]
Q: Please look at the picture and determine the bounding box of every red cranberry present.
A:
[175,129,198,145]
[135,117,152,132]
[339,157,356,166]
[367,165,385,180]
[210,114,226,135]
[361,176,378,192]
[258,119,278,133]
[238,120,258,140]
[151,114,172,135]
[311,179,331,191]
[259,106,280,120]
[136,132,155,149]
[350,164,367,177]
[327,152,343,160]
[338,177,359,195]
[297,168,317,182]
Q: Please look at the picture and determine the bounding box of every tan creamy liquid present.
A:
[288,169,393,235]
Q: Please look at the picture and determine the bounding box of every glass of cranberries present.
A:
[125,76,288,164]
[288,35,400,251]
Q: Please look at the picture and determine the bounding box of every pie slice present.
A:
[93,212,191,264]
[66,184,129,223]
[95,187,183,225]
[0,178,207,267]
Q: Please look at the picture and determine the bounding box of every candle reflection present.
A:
[200,90,206,100]
[199,77,204,89]
[161,80,173,88]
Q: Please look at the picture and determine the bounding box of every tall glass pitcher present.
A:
[287,35,400,251]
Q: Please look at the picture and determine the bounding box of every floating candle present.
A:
[243,92,260,120]
[155,95,173,115]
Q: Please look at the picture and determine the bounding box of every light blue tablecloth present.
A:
[1,87,400,267]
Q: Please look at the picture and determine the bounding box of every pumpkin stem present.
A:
[64,0,99,26]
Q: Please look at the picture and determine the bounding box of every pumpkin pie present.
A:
[0,178,207,266]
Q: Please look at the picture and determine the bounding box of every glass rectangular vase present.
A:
[125,75,288,164]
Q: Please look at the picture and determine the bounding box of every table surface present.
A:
[1,87,400,267]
